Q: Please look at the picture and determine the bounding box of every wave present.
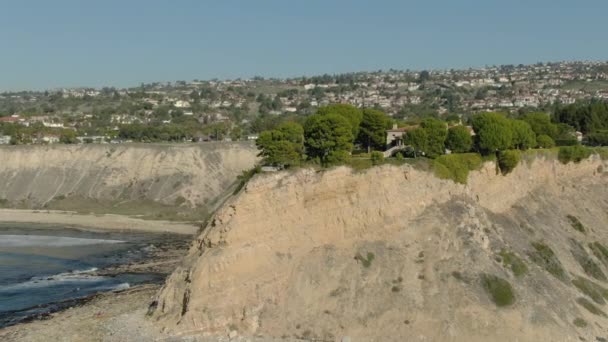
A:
[0,235,125,248]
[0,267,105,292]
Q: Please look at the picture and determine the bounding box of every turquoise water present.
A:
[0,223,182,327]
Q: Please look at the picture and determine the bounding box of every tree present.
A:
[536,134,555,148]
[586,130,608,146]
[304,113,353,165]
[256,122,304,168]
[358,108,390,152]
[522,112,558,138]
[405,128,428,157]
[445,126,473,153]
[510,120,536,150]
[316,104,363,138]
[472,112,513,154]
[420,118,448,157]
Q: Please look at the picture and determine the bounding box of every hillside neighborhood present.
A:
[1,60,608,146]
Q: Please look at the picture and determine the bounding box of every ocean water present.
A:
[0,223,182,328]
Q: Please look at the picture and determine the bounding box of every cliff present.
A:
[0,143,258,210]
[154,154,608,341]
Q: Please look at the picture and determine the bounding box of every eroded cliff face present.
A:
[155,155,608,341]
[0,143,258,208]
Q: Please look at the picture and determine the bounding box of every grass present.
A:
[498,249,528,277]
[567,215,586,234]
[432,153,483,184]
[572,276,608,305]
[480,274,515,307]
[573,317,588,328]
[576,297,607,317]
[528,242,567,282]
[589,242,608,266]
[355,252,375,268]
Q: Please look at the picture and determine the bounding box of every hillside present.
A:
[152,154,608,341]
[0,143,258,218]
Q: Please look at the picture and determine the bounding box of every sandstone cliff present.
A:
[154,154,608,341]
[0,143,258,209]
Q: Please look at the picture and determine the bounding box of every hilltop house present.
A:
[386,124,419,147]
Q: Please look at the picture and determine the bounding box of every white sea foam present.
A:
[0,268,106,291]
[0,235,125,248]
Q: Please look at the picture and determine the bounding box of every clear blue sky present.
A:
[1,0,607,91]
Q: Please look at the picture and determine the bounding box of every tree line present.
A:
[256,103,595,169]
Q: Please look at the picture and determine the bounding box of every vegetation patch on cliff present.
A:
[481,274,515,307]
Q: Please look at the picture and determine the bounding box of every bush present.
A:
[499,249,528,277]
[432,153,483,184]
[528,242,567,281]
[498,150,521,175]
[370,151,384,165]
[567,215,585,234]
[536,135,555,148]
[576,297,607,317]
[558,145,591,164]
[572,276,608,305]
[481,274,515,307]
[573,318,587,328]
[325,150,351,166]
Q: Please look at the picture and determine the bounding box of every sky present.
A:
[0,0,607,91]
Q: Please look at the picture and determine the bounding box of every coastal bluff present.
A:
[0,142,258,209]
[154,155,608,341]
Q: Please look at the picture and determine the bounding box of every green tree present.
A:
[316,104,363,138]
[420,118,447,157]
[445,126,473,153]
[510,120,537,150]
[405,128,428,157]
[256,122,304,168]
[304,113,353,165]
[358,108,390,152]
[536,135,555,148]
[472,112,513,154]
[522,112,558,138]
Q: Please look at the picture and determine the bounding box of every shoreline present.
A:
[0,209,199,235]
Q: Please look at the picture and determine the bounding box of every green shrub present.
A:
[567,215,585,234]
[589,242,608,266]
[233,166,261,195]
[572,276,608,304]
[576,297,607,317]
[536,134,556,148]
[528,242,567,281]
[355,252,375,268]
[558,145,591,164]
[573,318,587,328]
[571,243,607,282]
[498,150,521,175]
[370,151,385,165]
[498,249,528,277]
[481,274,515,307]
[325,150,351,166]
[432,153,483,184]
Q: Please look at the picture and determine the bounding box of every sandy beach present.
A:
[0,209,199,235]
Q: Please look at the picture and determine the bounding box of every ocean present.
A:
[0,222,184,328]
